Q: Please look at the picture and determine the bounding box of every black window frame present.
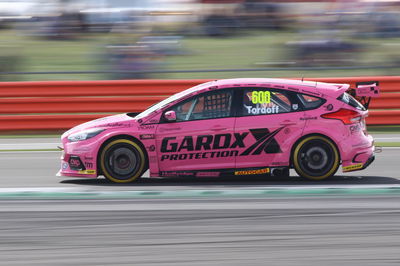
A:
[296,93,327,111]
[337,92,366,111]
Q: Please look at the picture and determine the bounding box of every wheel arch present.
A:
[96,134,149,176]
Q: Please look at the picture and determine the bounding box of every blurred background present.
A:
[1,0,400,81]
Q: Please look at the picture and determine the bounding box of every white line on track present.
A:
[0,142,61,146]
[0,151,60,154]
[0,143,59,148]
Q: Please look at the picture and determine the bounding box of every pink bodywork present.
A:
[355,83,380,97]
[58,78,375,179]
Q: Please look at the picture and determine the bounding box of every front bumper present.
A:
[57,140,99,178]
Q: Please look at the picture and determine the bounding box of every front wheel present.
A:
[99,139,147,183]
[292,135,340,181]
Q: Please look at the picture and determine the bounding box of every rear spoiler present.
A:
[348,81,380,109]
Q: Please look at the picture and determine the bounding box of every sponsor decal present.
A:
[251,91,271,104]
[84,162,93,168]
[140,134,155,140]
[161,150,239,161]
[342,163,363,172]
[235,168,269,175]
[160,171,194,177]
[69,156,84,171]
[159,171,221,178]
[102,122,127,127]
[244,105,279,115]
[69,157,81,167]
[325,104,334,111]
[161,133,248,152]
[350,124,361,134]
[240,128,283,155]
[78,169,96,175]
[84,156,93,160]
[196,172,220,177]
[62,162,68,170]
[300,116,317,121]
[292,104,299,110]
[139,125,155,130]
[160,128,283,161]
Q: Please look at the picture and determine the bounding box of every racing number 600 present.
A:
[251,91,271,104]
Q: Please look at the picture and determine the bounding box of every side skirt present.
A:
[157,166,289,178]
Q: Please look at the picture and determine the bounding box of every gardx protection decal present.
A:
[160,127,283,161]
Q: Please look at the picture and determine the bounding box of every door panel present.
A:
[156,118,236,171]
[155,89,236,172]
[234,88,305,168]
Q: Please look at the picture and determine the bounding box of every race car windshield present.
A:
[135,82,214,120]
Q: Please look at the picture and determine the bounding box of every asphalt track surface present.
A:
[0,148,399,189]
[1,196,400,266]
[0,147,400,265]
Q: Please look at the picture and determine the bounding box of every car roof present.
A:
[200,78,349,98]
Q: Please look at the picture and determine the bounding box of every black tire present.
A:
[292,135,340,181]
[99,139,147,183]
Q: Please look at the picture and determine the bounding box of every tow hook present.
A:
[374,146,382,153]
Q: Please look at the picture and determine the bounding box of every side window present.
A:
[297,93,325,110]
[242,88,292,116]
[170,90,233,122]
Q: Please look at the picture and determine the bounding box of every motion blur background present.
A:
[1,0,400,81]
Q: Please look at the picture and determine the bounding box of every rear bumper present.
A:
[342,145,375,173]
[361,154,375,170]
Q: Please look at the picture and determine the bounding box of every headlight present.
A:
[67,128,105,142]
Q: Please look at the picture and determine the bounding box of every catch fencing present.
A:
[0,77,399,131]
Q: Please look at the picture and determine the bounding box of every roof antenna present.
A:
[301,76,304,82]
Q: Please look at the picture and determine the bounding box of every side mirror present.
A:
[164,110,176,122]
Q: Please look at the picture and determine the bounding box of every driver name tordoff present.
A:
[244,105,279,115]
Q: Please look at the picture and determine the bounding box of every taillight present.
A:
[321,108,361,124]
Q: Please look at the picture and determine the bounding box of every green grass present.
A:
[368,126,400,134]
[1,29,400,81]
[375,142,400,147]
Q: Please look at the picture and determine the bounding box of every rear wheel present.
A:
[100,139,147,183]
[293,135,339,181]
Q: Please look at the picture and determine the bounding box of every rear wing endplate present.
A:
[348,81,380,109]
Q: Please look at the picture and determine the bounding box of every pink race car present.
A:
[57,78,379,183]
